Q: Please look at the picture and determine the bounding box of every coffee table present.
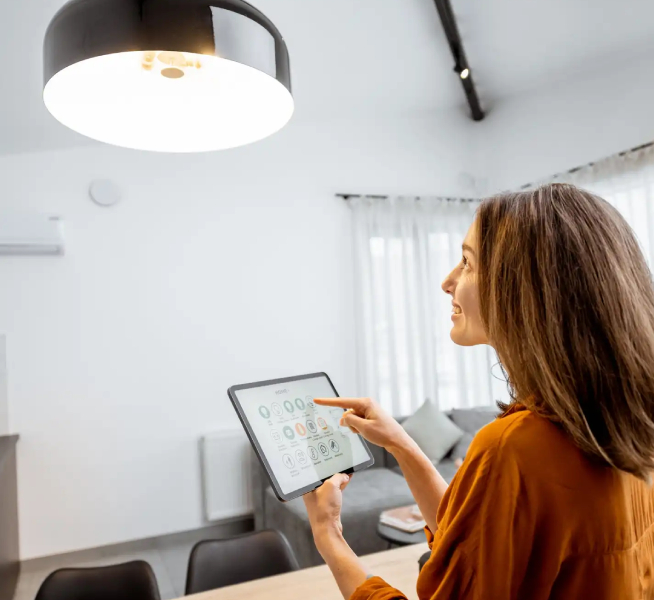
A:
[377,521,427,548]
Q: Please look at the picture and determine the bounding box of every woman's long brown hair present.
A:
[477,183,654,481]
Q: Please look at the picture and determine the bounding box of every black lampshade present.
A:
[43,0,293,152]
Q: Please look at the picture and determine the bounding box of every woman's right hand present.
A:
[313,397,411,453]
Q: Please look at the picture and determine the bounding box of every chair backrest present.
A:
[35,560,161,600]
[185,529,300,595]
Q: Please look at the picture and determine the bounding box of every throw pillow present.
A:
[402,400,464,464]
[450,431,475,461]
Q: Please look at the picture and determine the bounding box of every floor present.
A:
[12,517,254,600]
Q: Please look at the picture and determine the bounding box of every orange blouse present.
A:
[351,407,654,600]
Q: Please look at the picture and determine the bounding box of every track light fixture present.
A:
[433,0,484,121]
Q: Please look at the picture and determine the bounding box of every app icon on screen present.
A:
[308,446,319,461]
[317,417,328,430]
[271,403,283,417]
[284,400,295,413]
[282,454,295,469]
[270,430,282,443]
[306,419,317,434]
[295,423,307,436]
[258,405,271,419]
[329,439,340,453]
[318,442,329,456]
[283,426,295,440]
[295,449,308,464]
[295,398,306,410]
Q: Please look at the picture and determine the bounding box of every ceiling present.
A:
[3,0,654,156]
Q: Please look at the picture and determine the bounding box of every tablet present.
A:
[228,372,375,502]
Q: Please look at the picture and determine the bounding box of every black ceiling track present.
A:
[433,0,484,121]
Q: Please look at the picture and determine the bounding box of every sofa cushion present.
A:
[435,458,460,483]
[265,467,416,523]
[402,401,464,464]
[448,406,498,434]
[391,457,460,484]
[366,441,386,469]
[263,467,418,566]
[340,467,416,514]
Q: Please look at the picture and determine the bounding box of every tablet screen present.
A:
[232,374,372,496]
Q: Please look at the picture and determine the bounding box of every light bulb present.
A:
[43,50,294,153]
[43,0,293,153]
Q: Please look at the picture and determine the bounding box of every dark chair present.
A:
[185,529,300,595]
[35,560,161,600]
[418,550,431,572]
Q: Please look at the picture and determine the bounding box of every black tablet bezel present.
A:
[228,372,375,502]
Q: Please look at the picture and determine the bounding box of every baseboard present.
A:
[20,516,254,573]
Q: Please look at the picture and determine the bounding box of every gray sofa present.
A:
[251,406,498,568]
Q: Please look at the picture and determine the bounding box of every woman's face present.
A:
[441,219,489,346]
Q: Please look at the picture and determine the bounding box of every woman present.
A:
[304,184,654,600]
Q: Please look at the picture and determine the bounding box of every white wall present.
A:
[0,112,471,559]
[474,50,654,193]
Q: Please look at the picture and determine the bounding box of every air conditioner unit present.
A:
[0,212,64,256]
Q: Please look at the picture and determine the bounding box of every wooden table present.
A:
[179,542,430,600]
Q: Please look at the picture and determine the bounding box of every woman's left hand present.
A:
[304,473,372,600]
[303,473,352,539]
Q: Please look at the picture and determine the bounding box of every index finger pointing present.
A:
[314,397,368,411]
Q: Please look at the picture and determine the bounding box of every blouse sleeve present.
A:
[418,421,534,600]
[350,576,409,600]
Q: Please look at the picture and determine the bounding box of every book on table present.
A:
[379,504,426,533]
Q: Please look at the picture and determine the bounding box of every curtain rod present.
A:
[339,141,654,199]
[519,140,654,190]
[336,193,479,203]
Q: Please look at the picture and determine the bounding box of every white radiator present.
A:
[201,429,253,521]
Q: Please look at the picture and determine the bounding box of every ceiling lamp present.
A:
[43,0,293,153]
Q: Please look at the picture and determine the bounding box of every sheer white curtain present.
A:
[349,146,654,417]
[540,144,654,266]
[350,196,508,416]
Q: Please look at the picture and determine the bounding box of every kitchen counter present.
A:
[0,434,19,600]
[0,434,18,464]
